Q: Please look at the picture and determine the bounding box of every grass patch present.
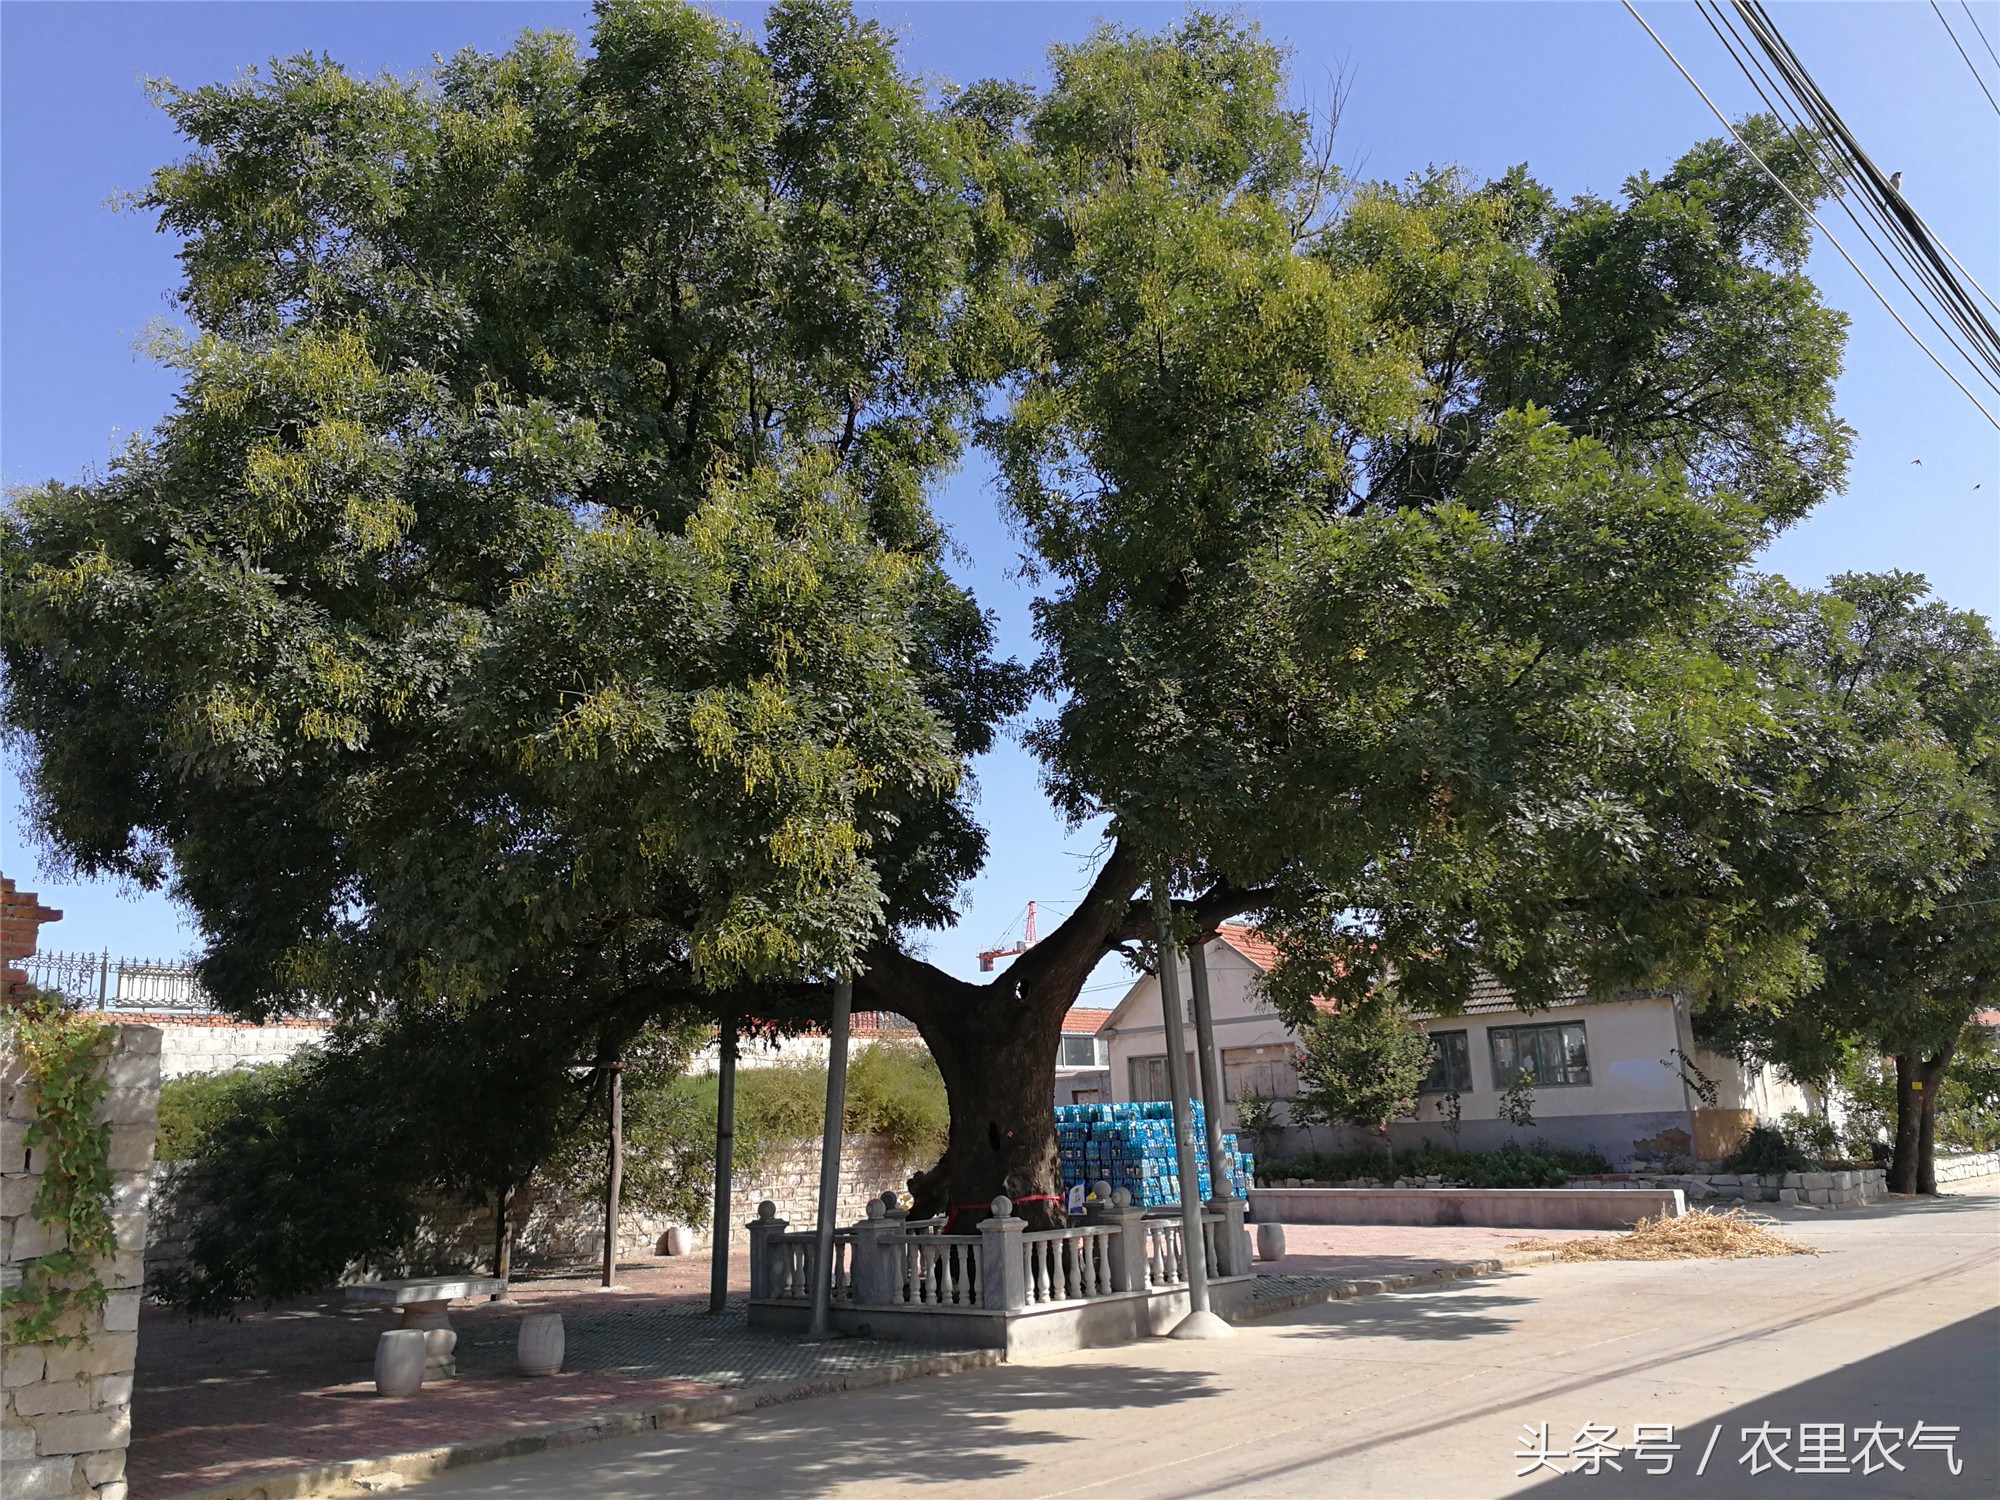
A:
[1513,1206,1818,1261]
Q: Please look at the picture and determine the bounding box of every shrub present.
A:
[1722,1124,1811,1175]
[1265,1141,1609,1188]
[845,1042,950,1157]
[1775,1109,1842,1165]
[155,1068,273,1163]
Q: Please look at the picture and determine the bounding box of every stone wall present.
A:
[1571,1168,1888,1208]
[113,1014,331,1081]
[3,1022,160,1500]
[1933,1150,2000,1184]
[146,1130,928,1283]
[733,1132,926,1230]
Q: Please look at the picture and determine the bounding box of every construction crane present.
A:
[977,902,1039,972]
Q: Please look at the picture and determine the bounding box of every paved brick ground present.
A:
[129,1224,1613,1498]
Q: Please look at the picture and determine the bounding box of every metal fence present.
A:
[18,953,928,1027]
[19,950,222,1014]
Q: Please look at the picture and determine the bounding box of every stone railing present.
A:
[747,1188,1249,1323]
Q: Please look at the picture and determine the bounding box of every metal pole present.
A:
[805,976,852,1340]
[1154,884,1231,1339]
[600,1062,624,1289]
[1188,935,1232,1201]
[708,1014,738,1315]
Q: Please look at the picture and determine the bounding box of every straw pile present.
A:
[1513,1207,1819,1261]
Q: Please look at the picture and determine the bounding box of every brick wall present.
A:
[3,1022,160,1500]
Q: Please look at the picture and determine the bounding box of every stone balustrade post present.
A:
[745,1201,785,1301]
[1093,1188,1149,1293]
[848,1199,899,1307]
[977,1195,1027,1313]
[1207,1197,1251,1277]
[879,1188,908,1223]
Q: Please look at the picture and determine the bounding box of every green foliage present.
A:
[1723,1124,1811,1175]
[1499,1070,1539,1130]
[1692,575,2000,1186]
[1,0,1026,1043]
[1232,1089,1282,1159]
[844,1042,951,1158]
[683,1042,951,1161]
[154,1000,634,1313]
[1938,1029,2000,1154]
[1291,1001,1434,1144]
[1774,1110,1844,1164]
[1269,1141,1609,1189]
[1,996,116,1348]
[156,1067,271,1163]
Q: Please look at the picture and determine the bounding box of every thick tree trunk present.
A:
[860,842,1267,1231]
[491,1180,516,1294]
[1887,1041,1954,1195]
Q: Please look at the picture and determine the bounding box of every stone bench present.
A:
[343,1276,502,1379]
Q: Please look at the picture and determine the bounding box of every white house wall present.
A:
[1095,947,1820,1166]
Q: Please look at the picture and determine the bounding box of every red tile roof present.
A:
[1212,923,1280,972]
[1061,1007,1114,1035]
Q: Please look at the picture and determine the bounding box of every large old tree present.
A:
[6,4,1876,1223]
[1695,574,2000,1193]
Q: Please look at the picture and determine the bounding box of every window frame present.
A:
[1127,1053,1195,1102]
[1419,1030,1473,1094]
[1220,1043,1300,1102]
[1488,1022,1591,1088]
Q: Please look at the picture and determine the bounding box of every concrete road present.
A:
[408,1186,2000,1499]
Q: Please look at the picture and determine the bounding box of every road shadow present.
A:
[1255,1279,1534,1343]
[408,1360,1219,1496]
[1522,1310,2000,1497]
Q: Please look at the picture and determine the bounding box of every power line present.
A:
[1726,1,2000,369]
[1621,0,2000,429]
[1693,1,2000,394]
[1961,1,2000,73]
[1932,0,2000,116]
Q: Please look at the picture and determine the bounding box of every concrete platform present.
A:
[1248,1185,1684,1229]
[749,1276,1258,1357]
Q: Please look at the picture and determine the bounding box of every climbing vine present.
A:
[2,995,116,1347]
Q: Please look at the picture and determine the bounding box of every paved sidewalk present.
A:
[131,1249,989,1498]
[131,1224,1603,1497]
[401,1188,2000,1499]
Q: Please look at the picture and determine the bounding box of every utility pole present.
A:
[600,1061,624,1289]
[709,1014,738,1314]
[1155,884,1232,1340]
[806,976,853,1340]
[1188,934,1233,1200]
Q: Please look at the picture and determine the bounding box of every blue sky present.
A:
[4,2,1996,1000]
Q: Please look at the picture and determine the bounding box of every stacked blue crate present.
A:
[1054,1100,1256,1207]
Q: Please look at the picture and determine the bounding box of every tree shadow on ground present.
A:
[1521,1309,2000,1498]
[1255,1279,1534,1343]
[405,1361,1219,1497]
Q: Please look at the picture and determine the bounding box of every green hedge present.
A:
[1266,1141,1611,1188]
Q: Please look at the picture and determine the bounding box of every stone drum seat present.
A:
[343,1276,503,1380]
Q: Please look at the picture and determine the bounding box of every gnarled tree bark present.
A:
[860,840,1267,1228]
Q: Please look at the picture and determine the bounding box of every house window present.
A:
[1489,1022,1591,1087]
[1421,1031,1472,1094]
[1128,1054,1195,1101]
[1222,1044,1299,1101]
[1059,1035,1109,1069]
[1070,1088,1100,1105]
